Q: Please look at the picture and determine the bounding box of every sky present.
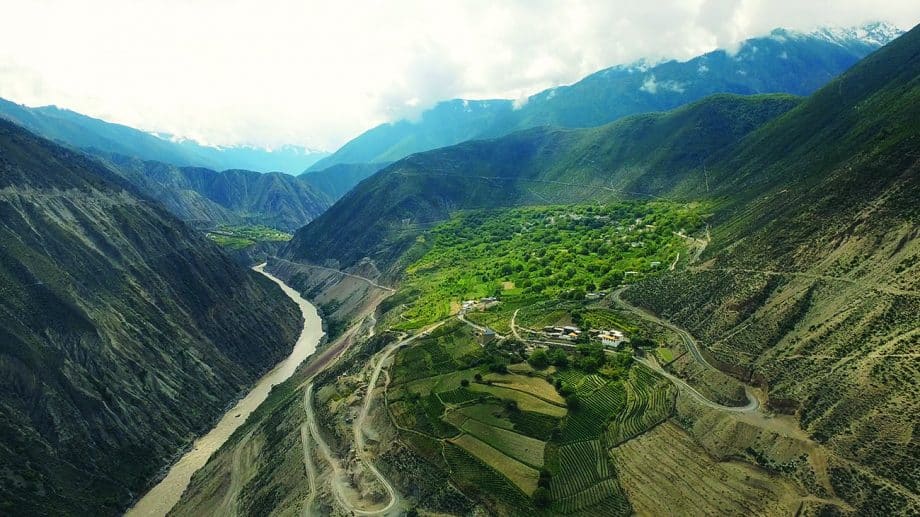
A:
[0,1,918,151]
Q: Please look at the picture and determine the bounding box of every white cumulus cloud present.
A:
[0,0,917,150]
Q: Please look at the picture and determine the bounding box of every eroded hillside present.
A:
[0,120,303,515]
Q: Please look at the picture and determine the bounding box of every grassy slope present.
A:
[0,120,303,515]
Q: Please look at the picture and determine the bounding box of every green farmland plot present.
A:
[606,365,675,445]
[560,380,626,443]
[459,418,546,468]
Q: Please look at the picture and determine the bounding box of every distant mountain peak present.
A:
[771,21,905,47]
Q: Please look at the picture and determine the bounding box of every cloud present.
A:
[640,75,687,95]
[0,0,917,150]
[640,75,660,94]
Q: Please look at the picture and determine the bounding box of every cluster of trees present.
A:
[528,345,634,379]
[410,202,703,303]
[526,347,569,369]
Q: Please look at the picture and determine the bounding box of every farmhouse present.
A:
[475,328,497,345]
[597,329,626,348]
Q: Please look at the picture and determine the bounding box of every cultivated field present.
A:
[450,434,541,494]
[469,383,568,417]
[612,422,801,515]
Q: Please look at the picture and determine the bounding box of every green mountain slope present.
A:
[0,119,303,515]
[308,23,900,174]
[622,24,920,513]
[285,94,800,275]
[0,98,328,173]
[284,24,919,514]
[299,161,389,202]
[98,154,330,231]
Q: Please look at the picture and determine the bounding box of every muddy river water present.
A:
[125,264,324,516]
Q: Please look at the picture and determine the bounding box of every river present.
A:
[125,264,325,516]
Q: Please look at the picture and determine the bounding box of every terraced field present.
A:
[574,374,606,396]
[606,365,675,445]
[612,422,801,515]
[553,479,631,516]
[402,367,480,394]
[387,319,677,514]
[391,321,482,383]
[437,387,483,404]
[554,368,586,388]
[560,380,626,443]
[456,403,515,429]
[548,440,630,515]
[455,417,546,467]
[443,443,537,514]
[551,440,611,499]
[450,434,541,494]
[485,373,566,404]
[470,383,568,417]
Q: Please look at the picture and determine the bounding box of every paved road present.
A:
[612,288,711,367]
[612,287,759,413]
[636,357,758,412]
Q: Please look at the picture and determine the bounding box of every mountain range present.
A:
[286,93,802,274]
[98,153,331,230]
[0,18,917,517]
[0,98,328,174]
[307,23,902,174]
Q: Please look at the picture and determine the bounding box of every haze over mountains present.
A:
[0,98,328,174]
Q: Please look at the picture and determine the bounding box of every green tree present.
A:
[566,394,580,410]
[549,348,569,367]
[528,349,549,369]
[533,487,551,508]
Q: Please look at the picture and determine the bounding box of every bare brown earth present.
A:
[171,260,392,516]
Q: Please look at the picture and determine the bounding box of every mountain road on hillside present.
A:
[612,287,760,413]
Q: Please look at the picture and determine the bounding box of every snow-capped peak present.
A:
[809,21,903,47]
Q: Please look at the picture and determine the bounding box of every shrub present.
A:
[566,394,581,410]
[528,349,550,369]
[533,487,552,508]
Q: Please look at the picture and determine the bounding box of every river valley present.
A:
[126,264,325,517]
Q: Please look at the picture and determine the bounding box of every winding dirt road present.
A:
[612,287,759,413]
[302,322,445,515]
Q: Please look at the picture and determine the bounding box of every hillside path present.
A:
[612,287,759,412]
